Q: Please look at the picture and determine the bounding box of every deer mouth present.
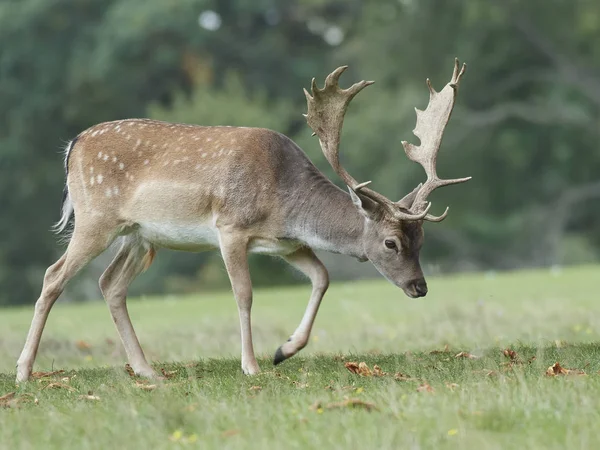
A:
[402,281,428,298]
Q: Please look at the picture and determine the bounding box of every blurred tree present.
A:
[1,0,600,305]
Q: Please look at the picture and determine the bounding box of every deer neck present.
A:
[286,181,367,260]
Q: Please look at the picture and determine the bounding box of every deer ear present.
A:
[348,187,380,219]
[396,183,423,209]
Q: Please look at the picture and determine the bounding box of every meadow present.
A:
[1,265,600,449]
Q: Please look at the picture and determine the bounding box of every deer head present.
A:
[304,59,470,298]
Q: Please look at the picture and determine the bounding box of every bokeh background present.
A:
[1,0,599,307]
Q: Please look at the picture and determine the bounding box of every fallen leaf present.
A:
[546,362,567,376]
[455,352,478,359]
[75,340,92,351]
[344,362,360,374]
[445,383,459,391]
[344,362,373,377]
[394,372,418,382]
[0,392,16,408]
[135,380,157,390]
[248,386,262,391]
[0,392,38,409]
[125,364,135,378]
[546,362,586,377]
[429,344,450,354]
[31,370,65,379]
[311,398,378,412]
[78,394,100,401]
[292,381,309,389]
[161,368,177,379]
[417,383,435,393]
[42,382,76,392]
[372,365,386,377]
[344,361,372,376]
[503,348,519,361]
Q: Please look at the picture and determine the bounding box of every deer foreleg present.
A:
[220,233,260,375]
[274,248,329,365]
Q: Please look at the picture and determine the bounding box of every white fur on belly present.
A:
[138,221,301,255]
[138,221,220,251]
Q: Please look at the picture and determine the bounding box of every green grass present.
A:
[1,265,600,449]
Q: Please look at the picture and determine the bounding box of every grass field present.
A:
[1,265,600,449]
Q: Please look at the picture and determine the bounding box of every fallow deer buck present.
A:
[16,59,469,382]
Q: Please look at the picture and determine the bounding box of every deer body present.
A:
[16,60,469,382]
[69,121,362,256]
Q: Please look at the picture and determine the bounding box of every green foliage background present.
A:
[1,0,599,305]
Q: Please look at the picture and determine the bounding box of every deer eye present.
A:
[384,239,397,249]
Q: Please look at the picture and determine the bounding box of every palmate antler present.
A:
[400,58,471,221]
[304,67,432,220]
[304,59,470,222]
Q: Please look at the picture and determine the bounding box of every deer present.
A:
[16,58,469,382]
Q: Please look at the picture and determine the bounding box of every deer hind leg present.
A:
[16,223,114,382]
[99,236,157,378]
[219,233,260,375]
[273,248,329,365]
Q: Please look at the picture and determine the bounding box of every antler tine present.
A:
[304,66,397,212]
[400,58,471,218]
[423,206,449,223]
[392,202,433,221]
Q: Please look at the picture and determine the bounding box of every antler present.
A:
[304,67,433,221]
[400,58,471,221]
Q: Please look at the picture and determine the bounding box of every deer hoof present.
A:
[273,346,287,365]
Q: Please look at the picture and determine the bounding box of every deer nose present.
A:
[413,279,428,297]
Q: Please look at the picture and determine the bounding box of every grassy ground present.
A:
[1,265,600,449]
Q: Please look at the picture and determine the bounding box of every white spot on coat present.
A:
[90,177,95,186]
[97,175,104,184]
[103,154,109,161]
[119,163,125,170]
[98,152,102,159]
[112,156,117,163]
[144,159,149,165]
[105,188,112,198]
